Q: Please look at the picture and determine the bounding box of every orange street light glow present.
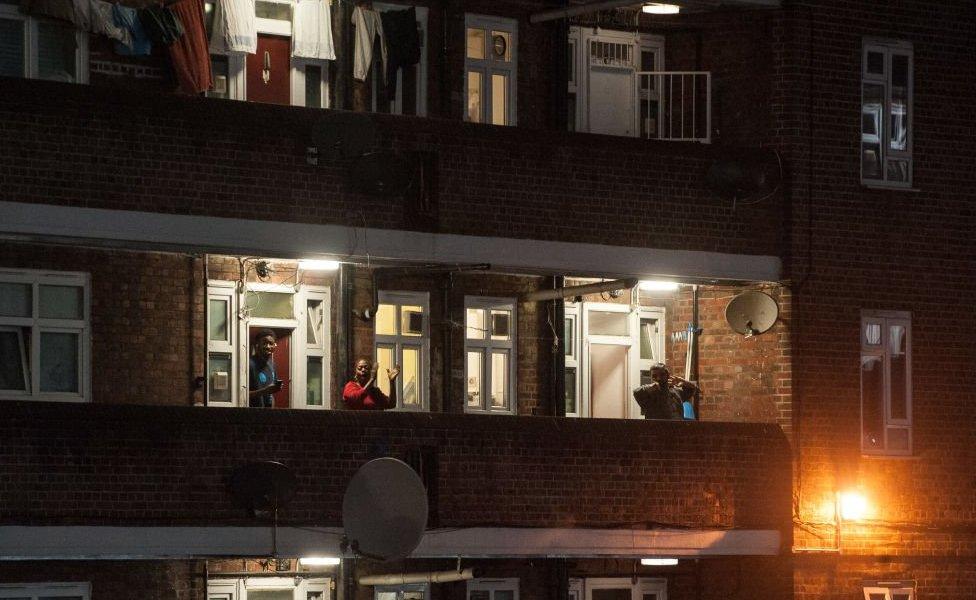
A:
[838,491,869,521]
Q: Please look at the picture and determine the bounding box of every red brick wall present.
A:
[0,401,792,531]
[0,560,206,600]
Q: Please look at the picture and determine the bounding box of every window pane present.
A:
[245,291,293,319]
[563,317,574,356]
[889,324,908,420]
[0,18,25,77]
[592,590,631,600]
[375,304,396,335]
[491,309,511,340]
[467,70,483,122]
[40,331,79,393]
[490,351,508,408]
[0,328,28,391]
[255,0,290,20]
[639,318,658,360]
[490,30,510,62]
[401,305,423,336]
[249,592,293,600]
[210,54,230,99]
[466,27,485,59]
[37,20,77,82]
[403,592,424,600]
[466,350,482,408]
[208,353,232,403]
[864,322,882,345]
[306,356,323,405]
[564,367,576,414]
[886,159,909,183]
[861,355,884,450]
[865,50,884,76]
[307,299,324,347]
[887,426,910,452]
[861,83,884,180]
[376,593,397,600]
[0,282,31,317]
[209,299,228,341]
[39,285,83,319]
[470,592,490,600]
[890,54,909,151]
[308,593,325,600]
[491,73,508,125]
[588,311,628,336]
[402,346,420,406]
[495,592,514,600]
[466,308,485,339]
[375,345,394,396]
[305,64,323,108]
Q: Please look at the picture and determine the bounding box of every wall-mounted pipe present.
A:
[358,568,477,586]
[521,278,638,302]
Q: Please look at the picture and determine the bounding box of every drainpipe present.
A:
[358,568,477,585]
[551,276,566,417]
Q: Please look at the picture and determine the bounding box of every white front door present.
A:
[581,303,639,419]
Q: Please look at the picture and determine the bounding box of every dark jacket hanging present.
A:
[379,7,420,102]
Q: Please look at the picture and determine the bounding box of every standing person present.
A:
[342,357,400,410]
[249,329,283,408]
[632,362,698,420]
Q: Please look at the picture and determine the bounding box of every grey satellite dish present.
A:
[725,291,778,337]
[313,112,377,160]
[342,457,428,562]
[228,461,298,513]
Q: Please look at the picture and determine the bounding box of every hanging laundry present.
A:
[19,0,74,24]
[90,0,131,46]
[209,0,256,54]
[351,5,386,82]
[379,6,419,101]
[139,4,184,46]
[292,0,335,61]
[166,0,213,94]
[113,3,152,56]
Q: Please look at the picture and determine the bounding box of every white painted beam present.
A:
[0,202,780,283]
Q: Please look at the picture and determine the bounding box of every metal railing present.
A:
[636,71,711,143]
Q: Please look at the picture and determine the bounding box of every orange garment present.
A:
[167,0,212,95]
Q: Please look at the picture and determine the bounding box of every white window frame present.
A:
[375,290,430,411]
[464,296,517,414]
[860,310,912,456]
[637,306,666,376]
[207,280,237,406]
[0,5,88,83]
[0,268,91,403]
[467,578,519,600]
[0,582,91,599]
[861,38,913,188]
[583,578,666,600]
[208,577,330,600]
[862,581,915,600]
[375,583,429,600]
[464,13,517,126]
[579,302,641,419]
[564,302,581,417]
[371,3,428,116]
[206,279,332,409]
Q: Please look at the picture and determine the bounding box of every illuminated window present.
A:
[0,5,88,84]
[375,291,429,411]
[861,39,912,187]
[464,297,516,413]
[862,581,915,600]
[861,310,911,455]
[464,14,516,126]
[208,577,330,600]
[376,583,428,600]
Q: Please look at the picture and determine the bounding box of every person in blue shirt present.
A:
[249,329,283,408]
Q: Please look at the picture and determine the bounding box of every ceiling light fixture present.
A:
[641,558,679,566]
[299,556,341,566]
[639,280,680,291]
[298,259,341,271]
[642,3,680,14]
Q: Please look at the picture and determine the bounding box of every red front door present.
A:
[250,327,292,408]
[246,34,291,105]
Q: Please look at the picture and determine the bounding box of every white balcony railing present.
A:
[636,71,711,143]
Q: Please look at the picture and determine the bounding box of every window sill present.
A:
[861,182,920,192]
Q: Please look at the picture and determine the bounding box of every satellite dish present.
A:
[342,457,428,562]
[704,149,782,201]
[349,151,414,197]
[228,461,298,512]
[725,291,778,337]
[313,112,377,160]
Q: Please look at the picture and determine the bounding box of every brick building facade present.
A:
[0,0,973,598]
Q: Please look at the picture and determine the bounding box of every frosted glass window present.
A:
[209,299,228,342]
[208,353,232,403]
[466,308,485,339]
[588,311,628,336]
[402,346,420,406]
[40,331,79,393]
[246,291,293,319]
[375,303,396,335]
[0,282,31,317]
[306,356,323,405]
[466,351,482,408]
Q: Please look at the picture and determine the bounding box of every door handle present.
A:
[262,50,271,84]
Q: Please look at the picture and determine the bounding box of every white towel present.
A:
[352,5,386,81]
[292,0,335,61]
[210,0,257,54]
[89,0,131,46]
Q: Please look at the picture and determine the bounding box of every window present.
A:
[637,307,665,386]
[465,297,516,413]
[206,280,331,409]
[564,303,580,417]
[861,39,912,187]
[0,269,90,402]
[467,579,518,600]
[375,291,429,410]
[376,583,428,600]
[861,311,911,455]
[0,3,88,83]
[208,577,329,600]
[372,4,428,116]
[863,582,915,600]
[464,14,516,126]
[583,579,666,600]
[0,582,90,599]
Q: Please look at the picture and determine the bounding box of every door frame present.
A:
[581,302,640,419]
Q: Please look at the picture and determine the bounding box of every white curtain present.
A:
[210,0,257,54]
[292,0,335,60]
